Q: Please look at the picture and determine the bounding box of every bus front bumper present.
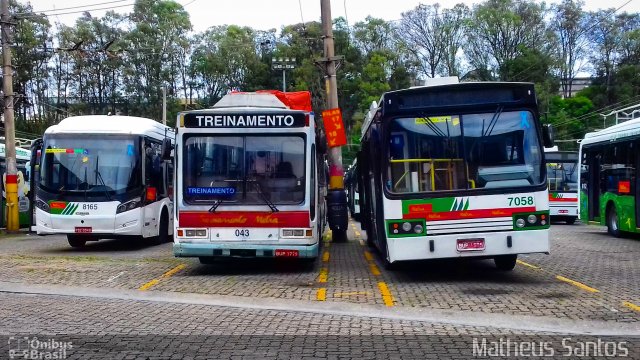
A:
[174,242,319,259]
[386,229,549,262]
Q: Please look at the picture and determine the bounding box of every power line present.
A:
[16,3,135,19]
[18,0,130,15]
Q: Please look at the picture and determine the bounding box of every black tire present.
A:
[332,229,348,242]
[158,210,169,243]
[494,254,517,271]
[606,205,621,237]
[198,257,215,265]
[67,235,87,248]
[565,217,576,225]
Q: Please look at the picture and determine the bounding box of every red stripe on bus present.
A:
[403,207,537,221]
[549,198,577,202]
[178,211,310,228]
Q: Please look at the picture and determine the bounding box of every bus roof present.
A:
[45,115,171,140]
[361,82,537,141]
[581,117,640,146]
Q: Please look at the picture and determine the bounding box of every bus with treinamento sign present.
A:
[356,80,554,270]
[171,90,326,263]
[33,115,175,248]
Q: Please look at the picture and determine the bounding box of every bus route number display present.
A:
[322,108,347,148]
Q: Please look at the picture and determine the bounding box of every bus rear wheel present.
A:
[607,205,621,237]
[67,235,87,248]
[494,254,517,271]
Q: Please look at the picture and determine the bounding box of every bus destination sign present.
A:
[183,112,306,128]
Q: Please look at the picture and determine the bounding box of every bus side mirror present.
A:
[161,138,172,160]
[543,124,554,148]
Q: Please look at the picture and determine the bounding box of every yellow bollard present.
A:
[5,174,19,231]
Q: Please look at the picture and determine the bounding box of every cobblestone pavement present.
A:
[0,292,638,359]
[0,221,638,326]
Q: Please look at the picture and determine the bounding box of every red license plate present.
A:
[275,249,299,257]
[457,238,485,252]
[75,227,92,233]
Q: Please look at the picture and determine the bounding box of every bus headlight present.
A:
[413,224,423,234]
[402,222,412,231]
[35,198,50,213]
[116,197,142,214]
[527,214,537,224]
[516,218,526,228]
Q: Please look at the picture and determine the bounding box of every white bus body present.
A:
[34,115,174,247]
[173,92,324,262]
[357,82,551,270]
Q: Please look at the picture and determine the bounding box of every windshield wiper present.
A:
[209,200,222,213]
[253,182,279,212]
[94,155,112,201]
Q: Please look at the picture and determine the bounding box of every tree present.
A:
[551,0,589,98]
[465,0,548,79]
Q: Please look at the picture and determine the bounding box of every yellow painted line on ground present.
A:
[322,251,330,263]
[623,301,640,312]
[516,259,541,270]
[369,263,381,276]
[334,291,370,297]
[138,279,160,291]
[364,251,374,262]
[138,264,186,291]
[556,275,600,293]
[316,288,327,301]
[377,282,395,307]
[318,268,328,283]
[359,239,365,246]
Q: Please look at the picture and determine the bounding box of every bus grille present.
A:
[425,217,513,235]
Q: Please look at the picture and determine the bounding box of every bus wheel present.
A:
[607,205,621,237]
[67,235,87,248]
[199,257,215,265]
[332,229,347,242]
[565,217,576,225]
[158,210,169,243]
[494,254,517,271]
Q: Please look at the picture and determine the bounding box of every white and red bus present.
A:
[545,149,579,224]
[172,91,325,263]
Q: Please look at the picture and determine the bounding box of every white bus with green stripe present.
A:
[33,115,175,248]
[356,81,554,270]
[579,117,640,237]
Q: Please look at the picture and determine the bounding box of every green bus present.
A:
[579,118,640,236]
[0,143,33,228]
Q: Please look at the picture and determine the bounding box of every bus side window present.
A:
[145,141,165,198]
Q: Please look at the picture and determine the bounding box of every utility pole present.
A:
[1,0,19,231]
[162,85,167,125]
[319,0,348,242]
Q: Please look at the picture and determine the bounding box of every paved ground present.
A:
[0,221,638,358]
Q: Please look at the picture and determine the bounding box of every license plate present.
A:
[457,238,485,252]
[275,249,299,257]
[75,227,92,233]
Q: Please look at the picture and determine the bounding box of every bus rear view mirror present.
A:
[161,138,172,160]
[543,124,554,148]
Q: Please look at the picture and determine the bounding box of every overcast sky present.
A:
[25,0,640,33]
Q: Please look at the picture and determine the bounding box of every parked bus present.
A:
[579,118,640,237]
[545,149,578,224]
[345,159,361,221]
[33,115,175,248]
[172,91,325,263]
[357,81,553,270]
[0,143,32,228]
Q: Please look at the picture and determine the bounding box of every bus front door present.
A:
[588,152,600,221]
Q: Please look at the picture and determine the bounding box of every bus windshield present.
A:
[547,161,578,191]
[387,110,543,193]
[40,135,142,195]
[183,135,305,205]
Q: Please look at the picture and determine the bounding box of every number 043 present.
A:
[508,196,534,206]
